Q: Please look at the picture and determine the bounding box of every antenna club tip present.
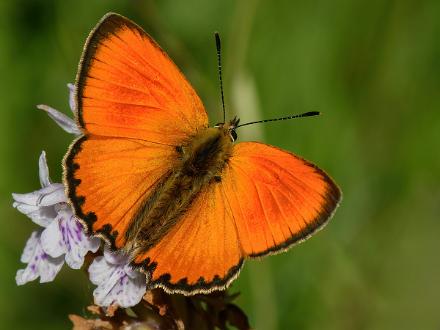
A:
[214,32,221,47]
[302,111,321,117]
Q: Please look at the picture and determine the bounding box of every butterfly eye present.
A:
[230,129,237,142]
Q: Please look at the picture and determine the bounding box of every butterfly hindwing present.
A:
[132,181,243,295]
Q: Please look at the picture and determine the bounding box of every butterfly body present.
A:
[125,122,236,256]
[64,13,341,295]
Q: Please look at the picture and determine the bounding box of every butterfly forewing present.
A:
[75,13,208,145]
[65,136,176,248]
[223,142,341,257]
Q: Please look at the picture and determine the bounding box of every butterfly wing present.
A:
[132,181,243,295]
[65,13,208,247]
[65,136,176,248]
[132,142,340,294]
[223,142,341,257]
[76,13,208,145]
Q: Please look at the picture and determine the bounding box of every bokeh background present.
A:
[1,0,439,329]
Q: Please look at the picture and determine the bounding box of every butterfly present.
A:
[64,12,341,295]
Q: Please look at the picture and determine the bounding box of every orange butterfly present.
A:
[64,13,341,295]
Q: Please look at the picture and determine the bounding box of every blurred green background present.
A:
[1,0,439,329]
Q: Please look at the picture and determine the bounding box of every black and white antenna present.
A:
[236,111,321,128]
[215,32,226,123]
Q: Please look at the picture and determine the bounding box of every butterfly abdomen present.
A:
[126,127,233,255]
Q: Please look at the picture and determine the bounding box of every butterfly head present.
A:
[214,116,240,142]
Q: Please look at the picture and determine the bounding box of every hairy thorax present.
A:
[125,126,234,255]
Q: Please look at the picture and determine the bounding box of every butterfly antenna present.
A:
[215,32,226,123]
[236,111,321,128]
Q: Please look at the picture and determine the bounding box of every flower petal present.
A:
[62,213,100,269]
[41,209,100,269]
[12,183,66,207]
[16,231,64,285]
[38,151,51,188]
[13,203,57,227]
[13,153,66,227]
[116,272,147,308]
[93,267,146,308]
[40,216,66,258]
[20,231,40,263]
[93,266,127,307]
[37,104,81,135]
[89,255,112,286]
[89,248,147,308]
[67,83,76,113]
[38,255,64,283]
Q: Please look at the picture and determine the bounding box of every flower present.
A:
[15,83,148,308]
[13,151,66,227]
[14,151,100,284]
[89,247,147,308]
[16,231,64,285]
[40,206,100,269]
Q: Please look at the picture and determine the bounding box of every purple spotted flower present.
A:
[89,248,147,308]
[16,231,64,285]
[14,151,100,284]
[40,206,101,269]
[14,83,148,307]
